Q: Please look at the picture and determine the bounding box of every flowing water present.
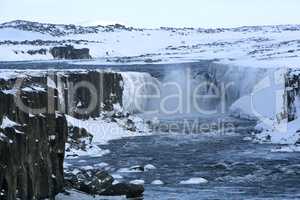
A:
[68,116,300,200]
[2,61,300,199]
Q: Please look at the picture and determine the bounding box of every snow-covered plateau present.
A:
[0,20,300,69]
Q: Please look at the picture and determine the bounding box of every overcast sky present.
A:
[1,0,300,28]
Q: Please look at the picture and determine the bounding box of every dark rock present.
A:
[144,58,162,63]
[27,48,47,55]
[66,126,93,153]
[126,119,137,132]
[101,183,144,198]
[129,165,145,172]
[50,45,92,59]
[65,168,144,198]
[65,169,113,195]
[53,71,123,119]
[284,69,300,122]
[0,70,127,199]
[0,90,68,200]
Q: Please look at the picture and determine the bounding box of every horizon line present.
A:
[1,19,300,30]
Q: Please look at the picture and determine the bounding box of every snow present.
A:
[117,167,143,173]
[254,117,300,145]
[49,135,56,140]
[65,115,150,145]
[179,177,208,185]
[0,28,55,41]
[144,164,156,171]
[229,69,285,120]
[270,145,300,152]
[0,132,7,140]
[47,77,56,88]
[1,88,17,95]
[151,180,164,185]
[129,180,145,185]
[1,22,300,68]
[80,166,94,170]
[0,116,20,129]
[71,169,81,175]
[111,174,123,179]
[226,67,300,146]
[65,142,110,159]
[22,85,46,92]
[94,162,109,168]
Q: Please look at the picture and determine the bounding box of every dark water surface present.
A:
[4,61,300,199]
[67,116,300,200]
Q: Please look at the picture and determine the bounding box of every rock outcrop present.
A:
[0,70,128,199]
[65,169,144,198]
[50,45,92,59]
[0,87,68,199]
[51,70,123,118]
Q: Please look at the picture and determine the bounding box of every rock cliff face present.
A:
[285,69,300,122]
[0,88,68,199]
[0,70,124,199]
[51,70,123,118]
[50,45,92,59]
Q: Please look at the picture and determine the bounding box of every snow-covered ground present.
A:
[1,20,300,147]
[66,114,150,146]
[0,20,300,68]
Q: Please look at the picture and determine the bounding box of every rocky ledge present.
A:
[0,86,68,199]
[0,70,144,199]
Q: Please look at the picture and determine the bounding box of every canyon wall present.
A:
[0,70,124,199]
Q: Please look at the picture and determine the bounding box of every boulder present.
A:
[100,183,144,198]
[65,169,114,195]
[65,168,144,198]
[50,45,92,59]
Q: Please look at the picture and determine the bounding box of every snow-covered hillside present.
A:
[1,20,300,146]
[0,20,300,68]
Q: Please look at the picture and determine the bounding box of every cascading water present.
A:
[120,63,273,119]
[121,72,160,114]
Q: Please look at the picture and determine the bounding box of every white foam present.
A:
[151,180,164,185]
[179,177,208,185]
[129,180,145,185]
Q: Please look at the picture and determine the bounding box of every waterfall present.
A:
[121,72,160,114]
[120,64,280,120]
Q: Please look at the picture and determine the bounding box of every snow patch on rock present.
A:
[0,116,20,129]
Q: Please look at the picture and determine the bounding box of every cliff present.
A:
[0,86,68,199]
[0,70,124,199]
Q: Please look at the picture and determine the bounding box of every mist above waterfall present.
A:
[122,66,229,117]
[121,63,274,120]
